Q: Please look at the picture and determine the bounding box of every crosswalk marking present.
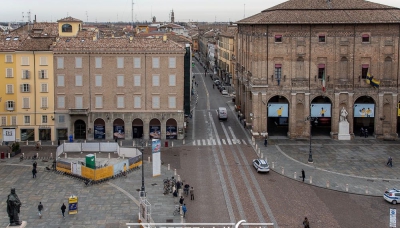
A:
[222,139,226,145]
[202,139,206,145]
[207,139,211,145]
[191,138,248,146]
[227,138,232,145]
[242,139,247,145]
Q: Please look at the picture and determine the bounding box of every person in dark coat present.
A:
[61,203,66,218]
[32,168,37,178]
[33,161,37,169]
[179,196,184,205]
[301,169,305,182]
[38,202,43,218]
[303,217,310,228]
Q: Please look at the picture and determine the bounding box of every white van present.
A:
[218,107,228,120]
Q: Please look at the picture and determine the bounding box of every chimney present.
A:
[163,34,167,42]
[34,15,36,23]
[129,36,133,42]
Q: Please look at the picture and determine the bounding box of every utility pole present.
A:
[131,0,134,29]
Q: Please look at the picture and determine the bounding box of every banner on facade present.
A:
[149,126,161,139]
[354,104,375,117]
[94,125,105,139]
[152,139,161,177]
[166,126,177,139]
[2,129,15,142]
[311,103,331,117]
[113,126,125,139]
[268,103,288,117]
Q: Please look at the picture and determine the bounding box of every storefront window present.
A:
[39,129,51,141]
[57,129,68,140]
[21,129,34,141]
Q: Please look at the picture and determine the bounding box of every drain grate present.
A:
[151,183,157,186]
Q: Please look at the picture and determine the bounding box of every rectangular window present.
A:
[134,96,141,108]
[318,35,326,43]
[274,64,282,80]
[169,74,176,86]
[362,34,370,43]
[24,116,30,124]
[134,57,141,68]
[59,115,65,123]
[275,35,282,43]
[75,96,83,109]
[117,75,124,87]
[95,57,102,68]
[1,117,6,126]
[117,57,124,68]
[75,75,83,86]
[41,83,48,92]
[39,56,48,66]
[318,64,326,79]
[362,64,369,79]
[21,57,29,66]
[169,57,176,68]
[11,116,16,125]
[57,75,65,87]
[22,70,30,79]
[42,115,48,124]
[152,57,160,68]
[6,84,13,94]
[5,55,12,63]
[152,96,160,109]
[152,75,160,86]
[75,57,82,68]
[134,75,141,86]
[6,68,13,78]
[57,96,65,108]
[41,97,48,108]
[95,96,103,108]
[95,75,102,87]
[38,70,47,79]
[23,97,30,109]
[20,84,30,92]
[168,96,176,108]
[6,101,14,111]
[117,96,124,108]
[57,57,64,69]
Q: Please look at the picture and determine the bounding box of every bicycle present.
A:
[173,205,180,216]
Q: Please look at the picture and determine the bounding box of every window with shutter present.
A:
[134,75,141,86]
[39,70,47,79]
[57,75,65,87]
[41,97,48,108]
[75,75,83,86]
[11,116,16,125]
[75,57,82,68]
[95,57,102,68]
[24,116,30,124]
[134,96,141,108]
[6,84,13,94]
[42,115,48,124]
[1,117,6,126]
[152,75,160,86]
[134,57,141,68]
[152,57,160,68]
[22,70,29,79]
[57,57,64,69]
[95,96,103,108]
[169,75,176,86]
[21,84,30,92]
[23,97,29,109]
[117,75,124,87]
[41,83,48,92]
[6,68,13,78]
[75,96,83,109]
[5,55,12,63]
[117,57,124,68]
[40,56,48,66]
[152,96,160,109]
[169,57,176,68]
[6,101,14,111]
[59,115,65,123]
[95,75,102,87]
[57,96,65,108]
[21,57,29,66]
[117,96,124,108]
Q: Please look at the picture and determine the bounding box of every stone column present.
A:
[289,93,297,138]
[377,93,384,136]
[392,93,398,136]
[305,93,311,137]
[348,93,354,135]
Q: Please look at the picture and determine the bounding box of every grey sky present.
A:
[1,0,400,23]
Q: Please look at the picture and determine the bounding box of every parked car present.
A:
[252,159,270,173]
[219,86,226,92]
[214,80,221,85]
[384,188,400,204]
[221,90,228,95]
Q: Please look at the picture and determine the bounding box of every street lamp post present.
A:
[305,116,318,163]
[135,138,146,197]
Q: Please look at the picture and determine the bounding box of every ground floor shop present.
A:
[0,126,55,142]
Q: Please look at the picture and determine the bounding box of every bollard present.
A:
[95,153,97,159]
[180,205,183,215]
[172,141,174,147]
[148,156,151,162]
[108,153,111,159]
[146,141,148,147]
[183,139,185,145]
[281,167,284,175]
[36,153,38,158]
[8,153,10,159]
[174,169,177,176]
[260,153,263,159]
[52,141,54,146]
[310,176,312,184]
[365,188,369,194]
[26,141,28,145]
[255,144,258,151]
[120,141,122,146]
[65,153,67,158]
[294,172,297,179]
[168,164,170,170]
[257,148,260,156]
[326,180,330,188]
[84,140,86,143]
[272,162,275,169]
[50,153,53,158]
[22,153,25,157]
[346,184,349,192]
[177,175,181,182]
[181,214,184,223]
[133,141,135,147]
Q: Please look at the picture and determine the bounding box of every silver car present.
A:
[253,159,270,173]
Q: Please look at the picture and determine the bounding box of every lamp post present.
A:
[135,138,145,197]
[305,116,318,163]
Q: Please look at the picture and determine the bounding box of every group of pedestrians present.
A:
[360,127,369,138]
[37,202,67,219]
[172,180,195,218]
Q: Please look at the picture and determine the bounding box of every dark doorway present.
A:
[74,120,86,139]
[353,96,375,137]
[267,96,289,136]
[311,96,332,136]
[132,118,144,138]
[94,118,105,139]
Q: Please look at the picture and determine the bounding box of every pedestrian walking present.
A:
[301,169,305,182]
[182,204,187,217]
[176,180,182,190]
[190,187,194,200]
[303,217,310,228]
[32,167,37,178]
[364,128,368,138]
[387,156,393,167]
[184,183,190,196]
[38,202,43,218]
[264,137,268,147]
[179,196,184,205]
[360,127,364,137]
[61,203,66,218]
[33,161,37,169]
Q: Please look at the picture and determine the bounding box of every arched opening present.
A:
[149,119,161,139]
[340,57,348,79]
[74,120,86,139]
[113,118,125,139]
[267,95,289,136]
[94,118,105,139]
[166,119,178,139]
[354,96,375,137]
[132,118,144,138]
[310,96,332,136]
[62,24,72,32]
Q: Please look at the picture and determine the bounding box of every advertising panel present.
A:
[268,103,289,117]
[94,166,113,180]
[113,160,129,175]
[2,129,15,142]
[152,139,161,176]
[113,126,125,139]
[94,125,105,139]
[68,195,78,214]
[149,126,161,139]
[354,104,375,117]
[311,103,331,117]
[166,126,177,139]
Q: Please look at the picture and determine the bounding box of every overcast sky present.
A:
[2,0,400,23]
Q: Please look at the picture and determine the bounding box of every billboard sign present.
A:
[354,104,374,117]
[311,103,331,117]
[268,103,288,117]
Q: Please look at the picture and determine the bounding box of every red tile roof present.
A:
[57,16,83,22]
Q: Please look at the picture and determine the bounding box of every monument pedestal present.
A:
[7,221,27,228]
[338,121,351,140]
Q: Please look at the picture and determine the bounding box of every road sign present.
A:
[390,208,396,227]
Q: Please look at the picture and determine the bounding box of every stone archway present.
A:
[149,119,161,139]
[311,96,332,136]
[132,118,144,138]
[94,118,105,139]
[74,119,86,139]
[267,95,289,137]
[353,96,375,137]
[113,118,125,139]
[166,119,178,139]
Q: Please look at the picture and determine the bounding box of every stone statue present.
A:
[340,107,348,122]
[7,188,22,226]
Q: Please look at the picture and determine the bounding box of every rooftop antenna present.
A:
[86,11,88,23]
[27,10,31,23]
[21,12,24,23]
[131,0,134,28]
[244,4,246,18]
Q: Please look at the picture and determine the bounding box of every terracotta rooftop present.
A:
[220,26,237,38]
[0,34,27,51]
[57,16,83,22]
[19,37,54,51]
[160,23,184,29]
[237,0,400,24]
[52,37,185,53]
[11,22,58,37]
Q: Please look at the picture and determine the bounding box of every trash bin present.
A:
[1,152,4,159]
[264,138,268,147]
[69,135,73,142]
[165,141,169,147]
